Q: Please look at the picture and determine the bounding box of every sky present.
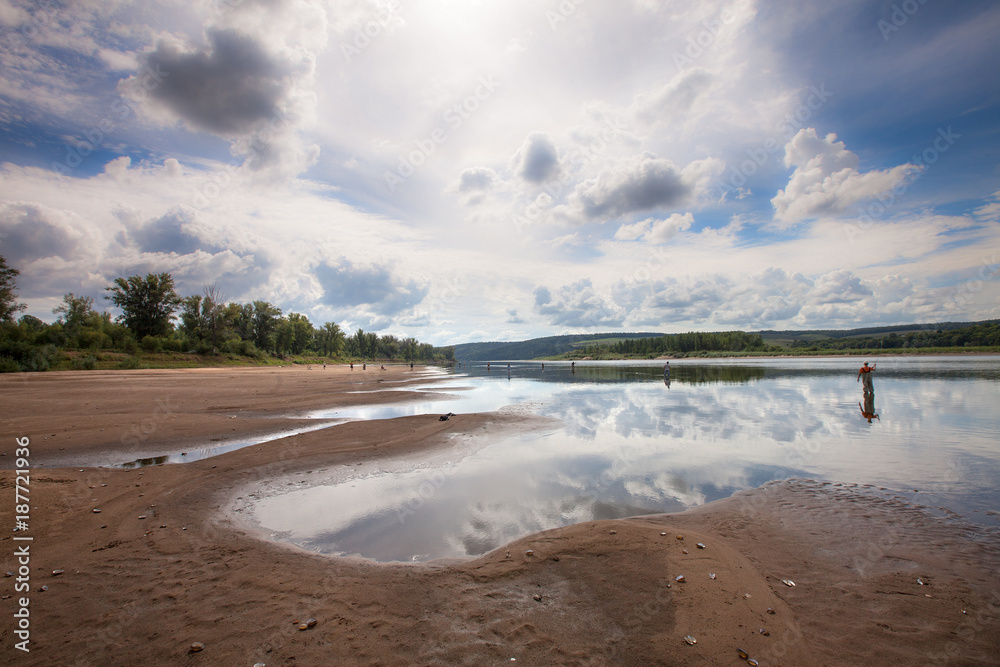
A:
[0,0,998,345]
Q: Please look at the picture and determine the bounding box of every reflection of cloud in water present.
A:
[253,358,1000,561]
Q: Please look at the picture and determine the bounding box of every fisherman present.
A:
[857,361,875,394]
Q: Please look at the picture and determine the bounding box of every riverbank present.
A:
[1,365,998,665]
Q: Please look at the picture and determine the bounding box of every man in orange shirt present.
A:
[857,361,875,394]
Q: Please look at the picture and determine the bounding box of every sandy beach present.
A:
[2,365,998,666]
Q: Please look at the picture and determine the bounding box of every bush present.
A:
[71,355,97,370]
[117,355,142,370]
[0,356,21,373]
[239,340,258,357]
[141,335,163,353]
[194,340,213,355]
[120,335,139,355]
[161,337,182,352]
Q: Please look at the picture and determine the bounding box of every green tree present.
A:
[105,273,181,339]
[317,321,345,357]
[0,256,26,323]
[53,293,98,343]
[251,300,282,353]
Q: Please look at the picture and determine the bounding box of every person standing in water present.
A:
[857,361,875,394]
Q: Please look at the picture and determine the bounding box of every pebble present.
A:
[696,543,706,549]
[52,569,64,576]
[683,635,696,645]
[138,515,147,520]
[738,648,749,659]
[675,575,685,583]
[533,594,542,601]
[782,579,795,587]
[682,549,688,554]
[747,660,759,666]
[709,573,716,580]
[609,530,616,535]
[190,642,204,652]
[767,607,775,614]
[306,618,317,628]
[759,628,770,636]
[40,586,48,592]
[525,550,534,557]
[92,509,101,514]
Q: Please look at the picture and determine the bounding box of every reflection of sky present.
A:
[253,356,1000,562]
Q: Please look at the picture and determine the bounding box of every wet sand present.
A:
[1,365,998,665]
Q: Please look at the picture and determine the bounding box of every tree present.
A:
[105,273,181,339]
[53,293,98,340]
[316,322,345,357]
[250,300,282,353]
[0,256,26,323]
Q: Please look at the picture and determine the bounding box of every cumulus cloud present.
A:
[125,207,222,256]
[314,257,429,316]
[771,129,919,224]
[510,132,561,184]
[0,202,90,265]
[575,154,689,220]
[533,279,626,328]
[614,212,694,244]
[125,29,293,135]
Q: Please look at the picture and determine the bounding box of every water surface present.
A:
[253,356,1000,562]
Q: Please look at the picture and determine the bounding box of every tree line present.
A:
[571,330,774,358]
[0,258,452,372]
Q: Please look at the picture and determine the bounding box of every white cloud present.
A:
[771,128,919,225]
[614,213,694,244]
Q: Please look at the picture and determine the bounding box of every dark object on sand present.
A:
[439,412,456,421]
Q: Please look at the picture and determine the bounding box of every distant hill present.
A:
[452,332,664,361]
[758,320,999,346]
[453,320,1000,360]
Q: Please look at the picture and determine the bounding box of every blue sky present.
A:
[0,0,998,344]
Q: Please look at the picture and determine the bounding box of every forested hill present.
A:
[453,320,1000,361]
[452,332,664,361]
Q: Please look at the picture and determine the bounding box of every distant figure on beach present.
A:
[663,362,670,381]
[380,364,386,370]
[859,394,879,423]
[350,362,354,370]
[487,362,491,372]
[857,361,875,394]
[571,361,575,374]
[410,361,414,370]
[362,362,366,371]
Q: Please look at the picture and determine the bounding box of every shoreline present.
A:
[2,366,998,664]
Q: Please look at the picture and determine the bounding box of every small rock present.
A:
[738,648,749,659]
[533,594,542,601]
[681,549,688,554]
[766,607,775,614]
[609,530,616,535]
[709,573,716,580]
[759,628,770,636]
[190,642,204,652]
[92,509,101,514]
[138,515,147,520]
[298,623,309,631]
[675,575,685,583]
[696,543,706,549]
[683,635,696,645]
[40,586,48,592]
[782,579,795,587]
[52,569,64,576]
[306,618,317,628]
[525,550,534,557]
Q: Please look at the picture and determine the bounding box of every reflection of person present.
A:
[663,362,670,381]
[571,361,576,374]
[857,361,875,394]
[859,394,879,423]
